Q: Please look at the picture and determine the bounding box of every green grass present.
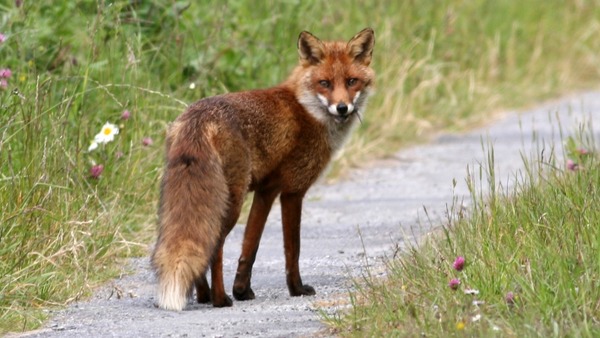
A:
[325,131,600,337]
[0,0,599,333]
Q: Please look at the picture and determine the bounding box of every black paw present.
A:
[196,290,211,304]
[233,284,256,301]
[289,284,316,297]
[212,294,233,308]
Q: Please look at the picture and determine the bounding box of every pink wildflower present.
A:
[577,147,589,155]
[121,109,131,120]
[0,33,6,43]
[505,291,515,305]
[449,278,460,290]
[453,256,465,271]
[90,164,104,179]
[142,137,153,146]
[566,159,578,171]
[0,68,12,78]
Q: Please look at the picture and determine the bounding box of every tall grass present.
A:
[342,1,600,166]
[325,131,600,337]
[0,0,599,332]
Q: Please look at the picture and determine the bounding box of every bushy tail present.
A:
[151,125,228,311]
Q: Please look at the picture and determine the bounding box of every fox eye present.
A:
[319,80,331,89]
[347,78,358,87]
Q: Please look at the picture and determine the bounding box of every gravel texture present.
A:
[13,92,600,337]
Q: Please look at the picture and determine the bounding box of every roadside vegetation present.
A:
[1,0,599,333]
[325,131,600,337]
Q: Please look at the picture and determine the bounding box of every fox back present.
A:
[152,28,375,310]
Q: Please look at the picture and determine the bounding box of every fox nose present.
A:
[336,103,348,115]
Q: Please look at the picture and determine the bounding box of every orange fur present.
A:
[151,28,375,310]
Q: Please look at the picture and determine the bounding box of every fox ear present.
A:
[298,31,325,65]
[347,28,375,65]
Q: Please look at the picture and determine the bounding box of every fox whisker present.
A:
[356,111,363,124]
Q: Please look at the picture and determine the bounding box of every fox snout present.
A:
[332,102,353,122]
[322,96,360,123]
[323,100,353,123]
[336,103,349,115]
[318,93,357,121]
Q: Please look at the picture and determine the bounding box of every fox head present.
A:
[293,28,375,125]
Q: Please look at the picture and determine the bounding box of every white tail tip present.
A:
[157,279,188,311]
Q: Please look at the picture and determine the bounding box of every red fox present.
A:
[151,28,375,310]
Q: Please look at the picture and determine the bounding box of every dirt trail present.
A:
[15,92,600,337]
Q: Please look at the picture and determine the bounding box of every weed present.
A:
[325,127,600,337]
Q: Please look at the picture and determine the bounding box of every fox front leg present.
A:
[280,192,315,297]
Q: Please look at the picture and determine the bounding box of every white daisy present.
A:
[88,141,99,152]
[94,122,119,144]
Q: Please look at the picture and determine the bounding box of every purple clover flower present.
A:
[453,256,465,271]
[505,291,515,305]
[0,68,12,78]
[90,164,104,179]
[142,137,153,146]
[449,278,460,290]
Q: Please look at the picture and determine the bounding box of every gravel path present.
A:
[14,92,600,337]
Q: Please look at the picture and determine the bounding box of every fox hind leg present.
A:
[210,182,248,307]
[233,187,280,301]
[210,240,232,307]
[194,274,211,303]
